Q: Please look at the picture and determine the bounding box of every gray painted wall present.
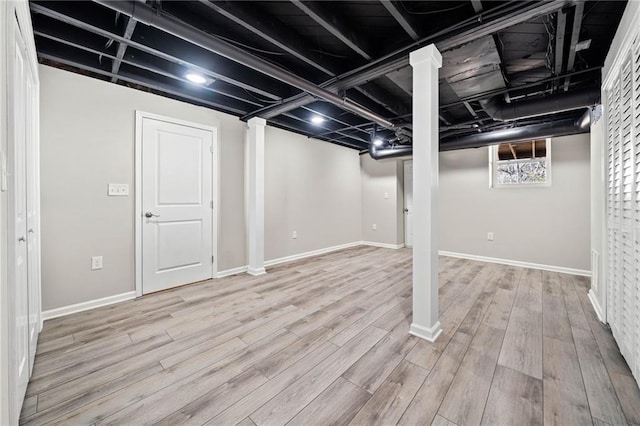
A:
[439,133,591,271]
[40,66,365,310]
[264,126,362,261]
[40,65,246,310]
[360,155,404,246]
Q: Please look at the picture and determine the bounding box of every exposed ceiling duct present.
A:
[439,109,591,151]
[369,109,591,158]
[369,143,413,160]
[480,86,600,121]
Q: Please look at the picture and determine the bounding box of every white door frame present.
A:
[134,111,219,297]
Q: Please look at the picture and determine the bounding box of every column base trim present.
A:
[247,267,266,276]
[409,321,442,342]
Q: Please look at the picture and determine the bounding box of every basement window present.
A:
[490,138,551,187]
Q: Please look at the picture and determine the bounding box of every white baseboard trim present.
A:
[42,291,136,321]
[216,265,248,278]
[264,241,362,267]
[361,241,405,249]
[409,321,443,342]
[438,251,591,277]
[588,289,606,323]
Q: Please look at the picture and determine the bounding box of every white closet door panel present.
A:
[633,36,640,380]
[607,79,622,338]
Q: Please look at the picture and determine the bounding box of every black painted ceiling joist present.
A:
[30,2,282,101]
[380,1,420,41]
[244,1,570,121]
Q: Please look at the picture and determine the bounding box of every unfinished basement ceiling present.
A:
[30,0,627,151]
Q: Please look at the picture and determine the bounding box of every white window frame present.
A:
[489,138,552,188]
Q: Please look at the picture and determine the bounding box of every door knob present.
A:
[18,236,25,242]
[403,208,409,213]
[145,212,160,218]
[28,228,34,233]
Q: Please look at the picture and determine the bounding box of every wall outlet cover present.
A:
[108,183,129,196]
[91,256,103,270]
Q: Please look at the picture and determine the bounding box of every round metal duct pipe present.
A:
[369,109,592,158]
[480,86,600,121]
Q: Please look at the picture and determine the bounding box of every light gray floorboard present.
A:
[19,247,640,426]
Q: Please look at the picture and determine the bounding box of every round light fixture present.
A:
[311,115,325,125]
[185,72,207,84]
[373,139,384,147]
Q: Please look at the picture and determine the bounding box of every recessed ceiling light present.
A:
[185,72,207,84]
[311,115,325,125]
[373,138,384,147]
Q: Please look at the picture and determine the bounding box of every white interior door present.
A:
[404,160,414,248]
[26,70,40,372]
[9,14,30,417]
[140,115,215,294]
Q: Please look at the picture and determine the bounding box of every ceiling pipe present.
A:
[369,109,592,159]
[480,86,600,121]
[439,109,591,151]
[369,143,413,160]
[93,0,397,131]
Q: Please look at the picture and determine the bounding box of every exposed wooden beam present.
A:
[509,143,517,159]
[380,1,419,41]
[470,0,484,13]
[247,1,568,121]
[38,52,248,115]
[554,8,567,90]
[31,3,282,100]
[110,17,137,83]
[197,0,336,77]
[463,101,479,118]
[531,141,535,158]
[290,0,372,60]
[34,29,264,107]
[563,1,585,91]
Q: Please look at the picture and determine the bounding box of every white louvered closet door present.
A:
[607,75,622,341]
[634,36,640,381]
[607,35,640,382]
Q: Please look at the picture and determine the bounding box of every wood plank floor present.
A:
[21,246,640,426]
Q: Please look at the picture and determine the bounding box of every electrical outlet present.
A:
[91,256,103,270]
[108,183,129,196]
[487,232,494,241]
[372,224,377,230]
[292,230,297,239]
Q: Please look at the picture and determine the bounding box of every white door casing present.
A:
[404,160,414,248]
[26,60,41,373]
[136,112,217,295]
[8,12,30,419]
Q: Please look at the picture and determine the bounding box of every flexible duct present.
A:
[480,86,600,121]
[369,109,591,158]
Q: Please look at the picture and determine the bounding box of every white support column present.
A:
[409,44,442,342]
[247,117,266,276]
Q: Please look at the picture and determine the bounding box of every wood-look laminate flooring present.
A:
[21,246,640,425]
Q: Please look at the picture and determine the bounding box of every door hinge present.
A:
[210,200,214,209]
[211,255,214,263]
[210,145,214,154]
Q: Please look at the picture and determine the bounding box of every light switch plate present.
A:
[108,183,129,196]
